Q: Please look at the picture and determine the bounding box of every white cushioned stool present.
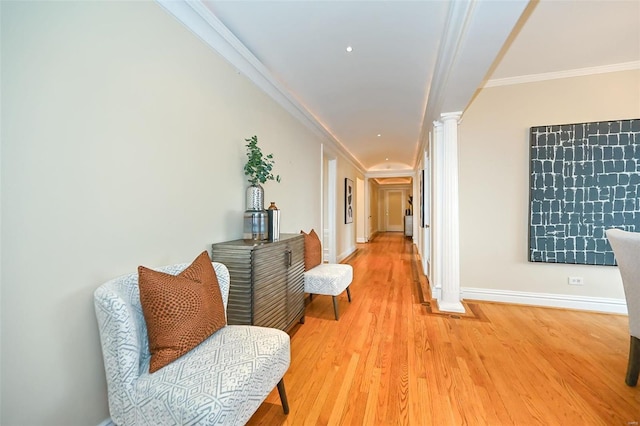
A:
[304,263,353,320]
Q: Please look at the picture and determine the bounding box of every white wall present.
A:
[458,69,640,304]
[1,1,327,424]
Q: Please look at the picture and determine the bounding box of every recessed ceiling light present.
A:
[377,134,381,137]
[385,158,389,161]
[346,46,353,53]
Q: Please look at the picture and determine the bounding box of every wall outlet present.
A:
[568,276,584,286]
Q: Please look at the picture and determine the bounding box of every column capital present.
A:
[440,111,462,122]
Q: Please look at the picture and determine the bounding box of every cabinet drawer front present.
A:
[253,245,288,329]
[211,247,253,325]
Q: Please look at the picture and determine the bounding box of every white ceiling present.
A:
[204,0,450,173]
[164,0,640,180]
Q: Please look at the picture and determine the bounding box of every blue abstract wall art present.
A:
[529,118,640,265]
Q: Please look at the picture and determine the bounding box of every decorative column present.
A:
[430,122,443,299]
[435,112,465,313]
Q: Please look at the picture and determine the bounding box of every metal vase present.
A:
[267,208,280,241]
[245,184,264,211]
[243,210,268,240]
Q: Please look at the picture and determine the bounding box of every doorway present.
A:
[422,160,431,276]
[356,177,366,243]
[384,190,404,232]
[322,153,337,264]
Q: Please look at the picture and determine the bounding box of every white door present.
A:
[423,162,431,275]
[385,190,404,232]
[356,178,366,243]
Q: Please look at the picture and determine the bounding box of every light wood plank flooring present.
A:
[248,233,639,425]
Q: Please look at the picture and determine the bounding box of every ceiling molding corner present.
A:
[415,0,528,169]
[415,0,475,169]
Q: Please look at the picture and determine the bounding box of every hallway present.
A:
[248,233,637,425]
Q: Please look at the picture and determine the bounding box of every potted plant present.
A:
[243,135,280,211]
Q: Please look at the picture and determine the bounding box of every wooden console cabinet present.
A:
[211,234,305,332]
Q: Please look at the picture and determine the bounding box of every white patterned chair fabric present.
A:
[606,229,640,387]
[304,263,353,320]
[94,261,291,425]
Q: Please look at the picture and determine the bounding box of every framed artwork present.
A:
[528,119,640,265]
[345,178,354,224]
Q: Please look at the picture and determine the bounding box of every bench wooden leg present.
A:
[346,286,352,303]
[332,296,340,320]
[277,378,290,414]
[627,336,640,386]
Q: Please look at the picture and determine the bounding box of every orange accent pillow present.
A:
[138,251,226,373]
[301,229,322,271]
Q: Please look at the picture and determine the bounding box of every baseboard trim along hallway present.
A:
[461,287,627,315]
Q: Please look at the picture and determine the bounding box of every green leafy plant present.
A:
[243,135,281,185]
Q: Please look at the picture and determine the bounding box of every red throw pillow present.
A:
[138,251,226,373]
[301,229,322,271]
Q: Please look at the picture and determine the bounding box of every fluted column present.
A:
[435,112,465,313]
[430,122,443,299]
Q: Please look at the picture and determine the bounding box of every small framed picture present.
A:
[345,178,354,224]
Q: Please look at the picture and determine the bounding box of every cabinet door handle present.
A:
[285,250,292,267]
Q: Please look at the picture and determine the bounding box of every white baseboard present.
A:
[357,237,367,243]
[338,246,356,262]
[461,287,628,315]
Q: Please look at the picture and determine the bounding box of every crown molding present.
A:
[373,182,413,188]
[484,61,640,88]
[155,0,366,173]
[366,170,416,179]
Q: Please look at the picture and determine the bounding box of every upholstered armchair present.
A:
[606,229,640,386]
[94,261,291,425]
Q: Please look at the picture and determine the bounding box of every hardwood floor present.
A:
[247,233,639,425]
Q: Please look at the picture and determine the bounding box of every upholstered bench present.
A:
[304,263,353,320]
[301,229,354,320]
